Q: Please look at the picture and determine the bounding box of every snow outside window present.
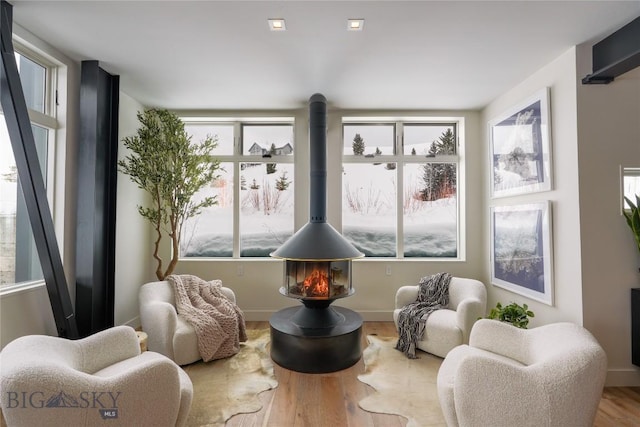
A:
[342,121,460,258]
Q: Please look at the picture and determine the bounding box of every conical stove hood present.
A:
[271,94,363,261]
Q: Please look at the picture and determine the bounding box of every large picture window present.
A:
[342,121,461,258]
[180,120,294,258]
[1,49,57,288]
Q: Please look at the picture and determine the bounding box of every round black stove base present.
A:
[269,305,363,374]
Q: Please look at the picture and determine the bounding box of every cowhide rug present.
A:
[183,329,277,426]
[357,335,446,427]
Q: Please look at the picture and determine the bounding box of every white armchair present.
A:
[437,319,607,427]
[0,325,193,427]
[393,277,486,358]
[139,280,237,365]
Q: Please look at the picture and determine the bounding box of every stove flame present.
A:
[301,269,329,297]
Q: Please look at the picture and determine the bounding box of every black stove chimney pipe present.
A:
[270,94,363,260]
[309,93,327,223]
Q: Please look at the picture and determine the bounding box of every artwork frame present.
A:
[490,201,553,306]
[489,87,552,198]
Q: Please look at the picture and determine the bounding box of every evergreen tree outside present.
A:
[250,179,260,190]
[275,171,291,191]
[375,147,382,155]
[411,147,416,155]
[266,143,277,174]
[240,175,247,190]
[352,133,365,155]
[420,129,457,201]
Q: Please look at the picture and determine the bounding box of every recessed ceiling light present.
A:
[268,19,286,31]
[348,19,364,31]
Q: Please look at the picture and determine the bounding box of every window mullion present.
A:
[233,122,241,257]
[396,125,404,259]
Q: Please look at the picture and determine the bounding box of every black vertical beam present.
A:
[75,60,119,337]
[0,0,78,338]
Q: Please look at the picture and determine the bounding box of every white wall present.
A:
[481,47,584,327]
[576,45,640,386]
[113,93,153,327]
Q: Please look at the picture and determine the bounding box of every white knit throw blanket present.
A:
[395,272,451,359]
[168,274,247,362]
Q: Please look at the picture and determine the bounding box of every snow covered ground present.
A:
[343,163,457,257]
[182,162,294,257]
[183,160,457,258]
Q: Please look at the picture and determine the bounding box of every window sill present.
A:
[0,280,46,297]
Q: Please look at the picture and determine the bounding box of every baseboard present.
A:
[243,310,276,321]
[355,310,394,321]
[122,315,141,329]
[605,368,640,386]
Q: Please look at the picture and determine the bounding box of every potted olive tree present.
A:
[119,109,220,280]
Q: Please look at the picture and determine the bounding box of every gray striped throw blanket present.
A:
[395,272,451,358]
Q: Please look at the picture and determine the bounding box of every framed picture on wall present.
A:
[489,87,552,198]
[490,201,554,305]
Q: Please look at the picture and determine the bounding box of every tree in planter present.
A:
[118,109,220,280]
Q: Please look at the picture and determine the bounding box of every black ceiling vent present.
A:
[582,16,640,84]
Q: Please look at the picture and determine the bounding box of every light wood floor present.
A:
[229,321,640,427]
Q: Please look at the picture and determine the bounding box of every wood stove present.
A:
[269,94,364,373]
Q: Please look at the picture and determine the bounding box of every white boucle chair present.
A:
[393,277,487,358]
[437,319,608,427]
[139,280,237,365]
[0,325,193,427]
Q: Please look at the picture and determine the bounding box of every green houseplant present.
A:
[623,195,640,255]
[118,109,220,280]
[487,302,535,329]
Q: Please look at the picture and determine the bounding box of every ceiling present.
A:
[10,0,640,111]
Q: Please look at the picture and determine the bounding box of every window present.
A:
[1,48,58,288]
[180,120,295,258]
[622,166,640,212]
[342,120,461,258]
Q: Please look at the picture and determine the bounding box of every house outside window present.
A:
[1,47,59,288]
[180,120,295,258]
[342,119,462,258]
